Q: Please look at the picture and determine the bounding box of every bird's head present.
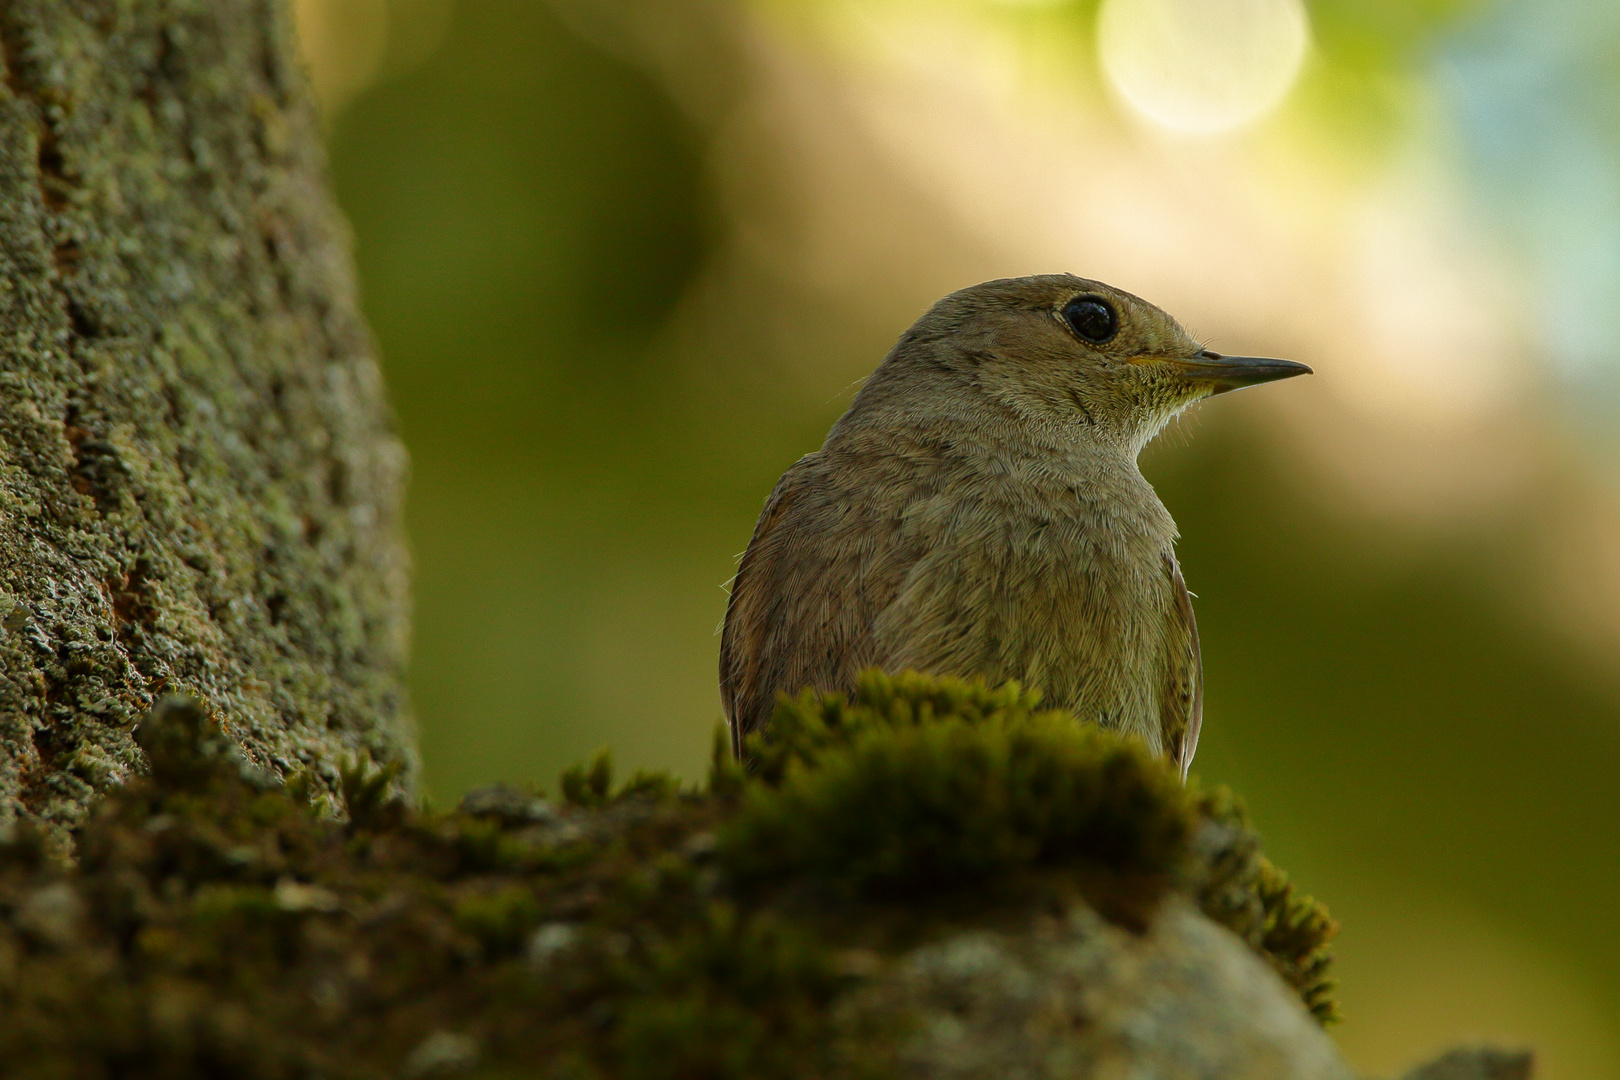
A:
[873,274,1311,455]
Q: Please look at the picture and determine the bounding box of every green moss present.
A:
[743,669,1049,785]
[1254,861,1340,1022]
[0,681,1337,1078]
[1191,787,1340,1023]
[722,676,1192,930]
[561,748,617,808]
[562,750,682,810]
[455,883,544,955]
[607,904,854,1080]
[337,755,408,830]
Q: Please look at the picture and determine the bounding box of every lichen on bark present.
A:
[0,0,411,846]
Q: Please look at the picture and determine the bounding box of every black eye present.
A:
[1061,296,1118,344]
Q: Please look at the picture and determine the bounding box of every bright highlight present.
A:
[1097,0,1309,134]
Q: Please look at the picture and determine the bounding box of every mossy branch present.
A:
[0,675,1341,1079]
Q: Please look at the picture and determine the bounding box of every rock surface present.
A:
[849,897,1352,1080]
[1401,1048,1534,1080]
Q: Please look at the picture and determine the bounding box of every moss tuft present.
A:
[0,678,1337,1077]
[562,748,617,807]
[1191,787,1340,1022]
[744,670,1048,785]
[562,749,683,810]
[722,675,1192,929]
[338,755,408,829]
[1255,861,1340,1023]
[708,723,747,800]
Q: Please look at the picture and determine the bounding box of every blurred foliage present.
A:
[330,0,747,793]
[1305,0,1487,74]
[1441,0,1620,408]
[1292,0,1488,153]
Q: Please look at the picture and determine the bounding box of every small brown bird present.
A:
[720,275,1309,777]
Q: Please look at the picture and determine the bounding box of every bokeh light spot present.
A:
[1097,0,1309,134]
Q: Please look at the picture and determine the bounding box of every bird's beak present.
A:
[1165,350,1313,395]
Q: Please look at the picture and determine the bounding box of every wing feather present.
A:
[719,451,921,760]
[1161,553,1204,780]
[719,461,813,758]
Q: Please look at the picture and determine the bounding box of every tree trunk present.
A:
[0,0,411,847]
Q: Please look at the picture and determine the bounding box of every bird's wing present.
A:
[720,452,921,759]
[1161,553,1204,780]
[719,465,806,757]
[719,455,852,757]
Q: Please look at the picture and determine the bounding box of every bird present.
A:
[719,274,1310,778]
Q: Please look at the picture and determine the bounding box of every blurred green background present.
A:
[300,0,1620,1075]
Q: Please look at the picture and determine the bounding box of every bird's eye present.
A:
[1061,296,1118,344]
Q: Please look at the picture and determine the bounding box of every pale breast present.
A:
[869,458,1179,749]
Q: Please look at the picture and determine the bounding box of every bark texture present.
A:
[0,0,411,844]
